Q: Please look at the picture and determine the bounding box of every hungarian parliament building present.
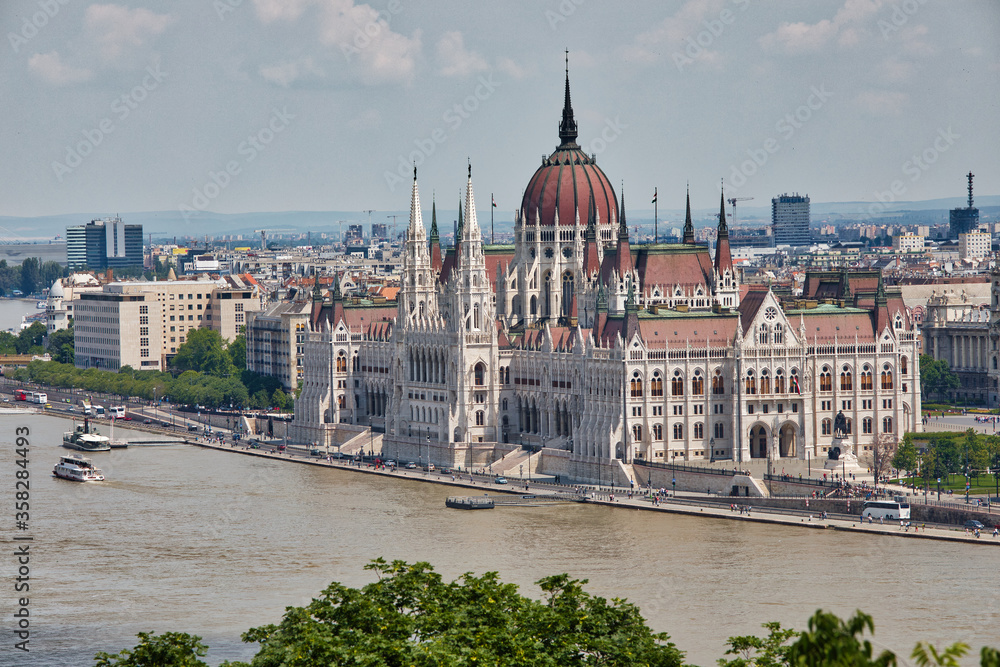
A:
[290,70,923,483]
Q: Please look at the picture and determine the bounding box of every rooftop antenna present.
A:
[967,171,975,208]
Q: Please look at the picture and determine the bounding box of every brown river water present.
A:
[1,414,997,666]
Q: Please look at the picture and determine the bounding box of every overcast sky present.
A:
[2,0,997,221]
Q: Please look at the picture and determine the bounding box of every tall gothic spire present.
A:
[714,183,733,274]
[558,50,579,148]
[429,194,438,242]
[682,183,695,244]
[463,161,482,243]
[618,187,629,241]
[407,164,424,239]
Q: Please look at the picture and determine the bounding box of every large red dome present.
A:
[521,147,618,227]
[519,66,618,227]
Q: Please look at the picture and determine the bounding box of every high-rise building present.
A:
[65,217,143,270]
[949,172,979,239]
[771,193,811,246]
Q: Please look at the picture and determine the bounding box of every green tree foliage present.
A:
[919,354,960,399]
[173,328,235,378]
[785,611,896,667]
[19,257,41,295]
[94,631,209,667]
[16,321,46,354]
[912,641,969,667]
[891,436,919,475]
[272,387,288,411]
[235,559,685,667]
[719,622,798,667]
[227,333,247,371]
[46,325,75,364]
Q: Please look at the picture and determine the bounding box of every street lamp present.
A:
[425,435,430,476]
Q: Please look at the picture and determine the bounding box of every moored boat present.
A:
[53,454,105,482]
[63,420,111,452]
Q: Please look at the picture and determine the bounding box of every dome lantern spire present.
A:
[558,49,579,148]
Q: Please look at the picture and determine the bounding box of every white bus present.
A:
[110,406,126,419]
[30,392,47,404]
[860,500,911,522]
[94,405,106,418]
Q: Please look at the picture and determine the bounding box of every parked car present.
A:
[309,449,322,456]
[964,520,985,530]
[187,424,199,431]
[405,462,417,469]
[494,476,508,485]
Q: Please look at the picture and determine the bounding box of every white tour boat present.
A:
[53,454,105,482]
[63,421,111,452]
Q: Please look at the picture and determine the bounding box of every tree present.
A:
[786,610,897,667]
[16,321,46,354]
[920,354,960,400]
[46,326,75,364]
[19,257,40,295]
[173,328,235,378]
[272,387,288,411]
[871,433,898,487]
[234,559,686,667]
[227,333,247,371]
[891,436,919,476]
[93,631,209,667]
[719,622,798,667]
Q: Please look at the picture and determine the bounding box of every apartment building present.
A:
[74,277,262,371]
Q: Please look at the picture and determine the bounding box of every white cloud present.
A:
[497,57,529,81]
[877,56,916,83]
[435,31,487,78]
[259,57,324,86]
[624,0,727,66]
[898,24,936,57]
[28,51,93,85]
[855,90,909,116]
[759,0,883,54]
[251,0,422,85]
[84,4,174,63]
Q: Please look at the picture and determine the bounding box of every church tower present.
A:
[713,187,740,309]
[398,167,437,324]
[445,164,499,445]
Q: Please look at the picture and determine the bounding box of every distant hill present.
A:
[2,194,997,241]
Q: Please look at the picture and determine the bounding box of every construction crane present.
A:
[727,197,754,227]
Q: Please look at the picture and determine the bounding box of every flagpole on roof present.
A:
[491,192,494,245]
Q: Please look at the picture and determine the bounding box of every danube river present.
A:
[1,414,996,666]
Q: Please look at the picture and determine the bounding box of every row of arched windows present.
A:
[819,363,899,392]
[643,422,724,441]
[745,369,800,395]
[630,369,724,398]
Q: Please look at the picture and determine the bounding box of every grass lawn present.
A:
[893,472,1000,496]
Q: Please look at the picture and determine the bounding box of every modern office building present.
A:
[771,194,811,246]
[73,275,262,371]
[892,234,925,253]
[949,172,980,239]
[65,217,143,270]
[958,231,990,261]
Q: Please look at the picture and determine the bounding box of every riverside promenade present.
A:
[189,439,999,547]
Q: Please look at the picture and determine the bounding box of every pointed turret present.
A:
[682,184,695,244]
[583,190,600,277]
[615,188,633,279]
[331,271,344,328]
[430,196,442,272]
[558,50,579,149]
[407,165,424,239]
[714,186,732,274]
[462,162,482,246]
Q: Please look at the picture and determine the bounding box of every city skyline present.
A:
[2,0,997,222]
